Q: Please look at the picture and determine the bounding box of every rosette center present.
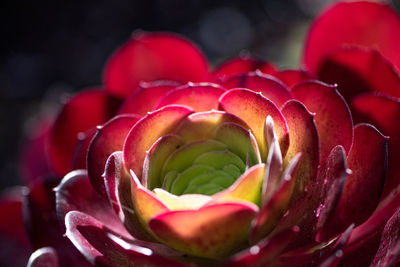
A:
[145,120,261,197]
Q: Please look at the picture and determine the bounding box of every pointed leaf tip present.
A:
[264,115,275,149]
[262,137,283,201]
[27,247,60,267]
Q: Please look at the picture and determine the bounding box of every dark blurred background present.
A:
[1,0,399,190]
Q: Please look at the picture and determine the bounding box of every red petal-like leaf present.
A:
[103,152,155,241]
[55,170,129,238]
[278,215,353,266]
[224,226,299,267]
[24,179,92,266]
[118,80,179,116]
[304,1,400,73]
[0,188,32,267]
[219,88,289,160]
[316,224,353,267]
[250,154,300,244]
[327,124,387,236]
[281,100,319,202]
[262,130,282,201]
[219,71,292,108]
[87,115,139,196]
[292,81,353,163]
[27,247,60,267]
[339,231,381,267]
[352,93,400,197]
[0,188,29,247]
[315,175,348,242]
[213,56,276,79]
[312,145,348,243]
[66,211,187,267]
[104,32,210,98]
[129,169,168,225]
[49,90,120,176]
[274,69,315,89]
[370,207,400,266]
[273,146,348,249]
[346,183,400,256]
[149,203,258,259]
[123,105,193,179]
[340,187,400,264]
[317,47,400,102]
[156,82,226,111]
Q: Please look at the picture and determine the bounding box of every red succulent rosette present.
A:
[10,1,400,266]
[22,30,389,266]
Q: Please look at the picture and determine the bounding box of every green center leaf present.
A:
[144,120,262,196]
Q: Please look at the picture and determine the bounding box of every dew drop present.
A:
[249,245,260,255]
[284,210,290,217]
[254,69,263,76]
[77,132,86,140]
[335,250,343,258]
[315,203,324,218]
[139,81,151,88]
